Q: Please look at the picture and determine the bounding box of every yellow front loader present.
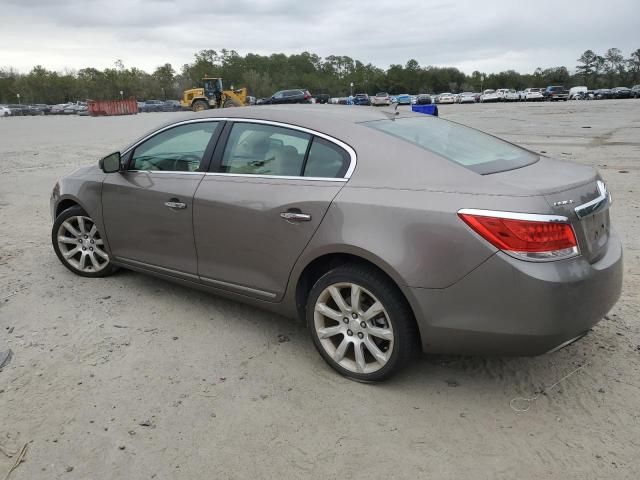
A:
[181,77,248,111]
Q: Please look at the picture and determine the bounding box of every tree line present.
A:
[1,47,639,104]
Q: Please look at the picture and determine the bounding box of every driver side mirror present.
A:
[99,152,121,173]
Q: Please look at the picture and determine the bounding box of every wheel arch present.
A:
[55,195,87,218]
[291,248,422,345]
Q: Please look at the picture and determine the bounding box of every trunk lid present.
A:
[492,157,610,263]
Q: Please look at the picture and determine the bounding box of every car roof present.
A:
[124,105,426,153]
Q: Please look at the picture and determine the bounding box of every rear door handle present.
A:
[165,200,187,209]
[280,212,312,222]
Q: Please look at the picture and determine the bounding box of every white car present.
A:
[504,89,520,101]
[371,92,391,106]
[480,89,500,102]
[569,86,588,100]
[523,88,544,101]
[437,93,455,104]
[495,88,510,101]
[0,105,11,117]
[457,92,476,104]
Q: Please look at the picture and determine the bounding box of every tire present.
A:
[306,263,417,382]
[52,205,117,278]
[223,99,241,108]
[192,100,209,112]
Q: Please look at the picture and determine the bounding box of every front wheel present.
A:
[223,99,241,108]
[306,264,417,382]
[192,100,209,112]
[52,206,117,278]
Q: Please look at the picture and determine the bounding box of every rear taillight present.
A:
[458,209,579,261]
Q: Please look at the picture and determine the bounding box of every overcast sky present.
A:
[1,0,638,74]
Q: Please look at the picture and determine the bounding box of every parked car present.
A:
[631,85,640,98]
[522,88,544,102]
[140,100,165,112]
[162,100,183,111]
[50,103,69,114]
[495,89,509,101]
[544,86,569,101]
[415,94,433,105]
[261,89,313,105]
[314,94,330,104]
[396,94,411,105]
[6,104,25,116]
[50,106,623,382]
[371,92,390,106]
[437,93,455,104]
[611,87,632,99]
[353,94,371,106]
[504,90,520,102]
[31,104,51,115]
[594,89,613,100]
[0,105,11,117]
[457,92,476,104]
[569,86,588,100]
[480,89,499,103]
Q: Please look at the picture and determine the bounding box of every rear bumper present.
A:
[405,230,623,356]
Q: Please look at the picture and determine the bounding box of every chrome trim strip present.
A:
[114,256,200,281]
[574,180,609,219]
[121,117,357,180]
[125,170,204,175]
[115,256,277,299]
[202,172,347,182]
[199,275,277,299]
[457,208,569,223]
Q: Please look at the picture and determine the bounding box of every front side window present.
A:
[130,122,218,172]
[220,123,311,176]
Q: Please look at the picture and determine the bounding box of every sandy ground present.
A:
[0,101,639,480]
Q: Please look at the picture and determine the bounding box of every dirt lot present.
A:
[1,101,639,479]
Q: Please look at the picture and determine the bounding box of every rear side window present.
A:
[364,117,538,174]
[220,123,311,176]
[303,138,350,178]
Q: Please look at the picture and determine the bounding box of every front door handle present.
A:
[165,200,187,209]
[280,211,312,222]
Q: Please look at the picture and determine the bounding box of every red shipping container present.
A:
[87,98,138,116]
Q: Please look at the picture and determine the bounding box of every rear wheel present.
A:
[223,99,241,108]
[192,100,209,112]
[52,206,116,278]
[306,264,417,382]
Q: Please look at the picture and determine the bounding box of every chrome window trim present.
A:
[203,172,347,182]
[457,208,569,223]
[121,117,357,181]
[124,170,204,175]
[574,180,610,219]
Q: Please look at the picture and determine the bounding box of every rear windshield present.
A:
[363,117,538,174]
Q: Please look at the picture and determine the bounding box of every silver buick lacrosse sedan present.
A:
[50,106,622,381]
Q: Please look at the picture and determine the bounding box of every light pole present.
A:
[480,75,486,92]
[16,93,21,105]
[350,82,354,97]
[119,90,124,100]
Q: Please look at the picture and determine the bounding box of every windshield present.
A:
[363,117,538,174]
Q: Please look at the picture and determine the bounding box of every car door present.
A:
[193,120,355,300]
[102,120,222,276]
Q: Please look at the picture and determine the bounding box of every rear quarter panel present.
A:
[292,185,552,290]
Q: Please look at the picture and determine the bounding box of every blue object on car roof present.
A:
[411,104,439,116]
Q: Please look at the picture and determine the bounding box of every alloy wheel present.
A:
[56,216,110,273]
[313,282,394,374]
